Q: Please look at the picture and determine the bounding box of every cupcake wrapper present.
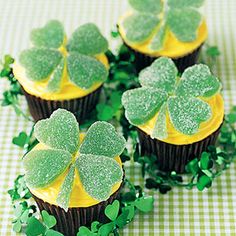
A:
[124,43,203,73]
[137,125,222,173]
[21,86,102,122]
[32,183,122,236]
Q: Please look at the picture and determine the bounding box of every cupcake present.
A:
[22,109,126,236]
[122,57,224,173]
[13,20,109,122]
[117,0,208,72]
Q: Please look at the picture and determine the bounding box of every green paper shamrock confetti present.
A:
[23,109,125,211]
[19,20,108,92]
[122,57,221,138]
[121,0,204,49]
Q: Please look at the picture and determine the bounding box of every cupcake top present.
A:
[23,109,126,211]
[122,57,224,145]
[118,0,208,58]
[13,20,109,100]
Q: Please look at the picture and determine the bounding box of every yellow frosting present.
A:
[118,11,208,58]
[138,94,224,145]
[29,136,122,208]
[13,53,109,101]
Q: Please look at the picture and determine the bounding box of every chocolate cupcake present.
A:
[13,20,109,122]
[122,57,224,173]
[117,0,208,72]
[22,109,126,236]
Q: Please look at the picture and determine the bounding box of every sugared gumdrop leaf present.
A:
[122,87,168,125]
[67,52,108,89]
[67,23,108,56]
[139,57,177,93]
[167,8,201,42]
[19,48,63,81]
[57,165,75,211]
[176,64,221,98]
[122,13,159,43]
[23,149,72,188]
[151,103,168,140]
[30,20,64,49]
[168,96,212,135]
[76,154,123,201]
[128,0,163,14]
[149,24,167,51]
[34,109,79,154]
[79,121,126,158]
[47,58,65,92]
[168,0,205,8]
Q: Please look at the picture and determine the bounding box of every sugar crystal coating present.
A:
[168,96,212,135]
[176,64,221,98]
[57,165,75,211]
[67,52,108,89]
[19,48,63,81]
[79,121,126,158]
[150,24,167,51]
[167,8,201,42]
[30,20,64,49]
[139,57,177,93]
[23,149,72,188]
[76,154,123,201]
[167,0,205,8]
[67,23,108,56]
[122,87,168,125]
[122,13,160,43]
[34,109,80,154]
[128,0,163,14]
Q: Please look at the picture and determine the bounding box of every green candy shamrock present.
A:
[120,0,205,50]
[19,20,108,91]
[122,57,221,139]
[23,109,126,211]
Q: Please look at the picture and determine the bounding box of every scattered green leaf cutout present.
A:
[19,21,108,90]
[122,57,221,138]
[41,210,57,228]
[79,121,126,158]
[122,87,168,126]
[150,24,167,51]
[128,0,163,14]
[176,64,221,98]
[67,53,107,89]
[34,109,79,154]
[122,13,159,43]
[167,0,205,8]
[25,217,46,236]
[23,109,125,211]
[30,20,65,49]
[104,200,120,221]
[134,196,154,212]
[67,23,108,55]
[76,154,123,201]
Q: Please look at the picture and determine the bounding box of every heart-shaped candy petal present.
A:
[23,149,72,188]
[168,0,205,8]
[176,64,221,98]
[122,13,160,43]
[168,96,212,135]
[149,24,167,51]
[122,87,168,125]
[30,20,65,49]
[67,52,108,89]
[67,23,108,56]
[139,57,178,93]
[76,154,123,201]
[167,8,201,42]
[129,0,163,14]
[34,109,79,154]
[79,121,126,158]
[19,48,63,81]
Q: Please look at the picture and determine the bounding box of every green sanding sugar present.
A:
[76,154,123,201]
[149,24,167,51]
[23,149,72,188]
[34,109,80,154]
[79,121,126,158]
[67,52,108,89]
[167,0,205,8]
[128,0,163,14]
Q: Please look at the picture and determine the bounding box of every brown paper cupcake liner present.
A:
[137,125,222,173]
[21,86,102,122]
[123,42,203,73]
[32,182,123,236]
